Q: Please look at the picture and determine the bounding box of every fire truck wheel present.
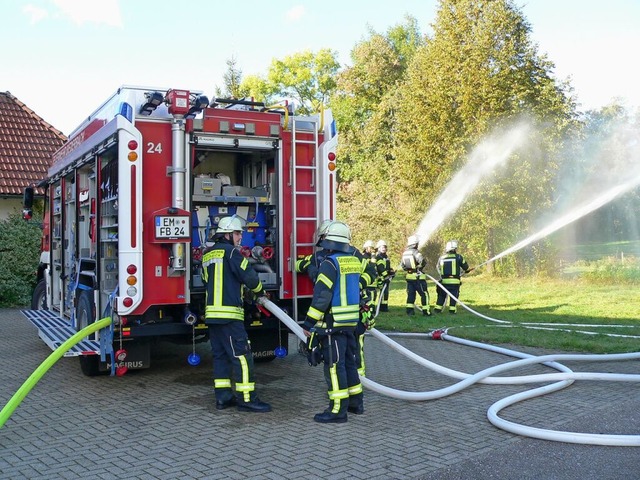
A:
[76,290,105,377]
[31,280,47,310]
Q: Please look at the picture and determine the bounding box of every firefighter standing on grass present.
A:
[434,240,473,314]
[362,240,377,307]
[303,221,363,423]
[202,215,271,413]
[375,240,394,312]
[401,235,431,316]
[362,240,376,261]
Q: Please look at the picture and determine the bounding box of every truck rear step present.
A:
[21,309,100,357]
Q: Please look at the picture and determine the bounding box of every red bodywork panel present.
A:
[135,121,187,313]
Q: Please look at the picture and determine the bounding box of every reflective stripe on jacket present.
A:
[202,239,263,323]
[437,252,469,285]
[306,251,362,330]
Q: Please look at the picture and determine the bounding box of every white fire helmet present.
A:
[445,240,458,253]
[320,221,352,252]
[376,240,387,250]
[217,215,246,234]
[315,219,333,245]
[363,240,374,249]
[407,235,419,248]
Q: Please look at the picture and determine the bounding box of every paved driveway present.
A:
[0,308,638,479]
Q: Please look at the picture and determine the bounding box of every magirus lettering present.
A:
[252,350,275,358]
[107,361,145,369]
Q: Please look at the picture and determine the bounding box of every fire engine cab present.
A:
[22,85,337,376]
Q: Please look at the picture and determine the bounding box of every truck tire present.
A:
[76,290,104,377]
[31,280,47,310]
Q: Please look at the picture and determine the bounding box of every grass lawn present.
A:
[375,274,640,354]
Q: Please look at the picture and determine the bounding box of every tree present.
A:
[331,17,425,250]
[390,0,576,272]
[214,56,247,99]
[240,49,341,114]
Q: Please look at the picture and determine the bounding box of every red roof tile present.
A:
[0,92,67,196]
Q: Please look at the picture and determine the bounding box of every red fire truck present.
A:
[22,85,337,376]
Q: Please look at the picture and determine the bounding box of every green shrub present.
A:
[580,256,640,283]
[0,211,42,307]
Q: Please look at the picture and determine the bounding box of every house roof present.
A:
[0,91,67,196]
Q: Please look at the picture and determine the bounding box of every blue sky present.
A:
[1,0,639,136]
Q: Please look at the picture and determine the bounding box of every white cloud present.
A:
[285,5,305,22]
[23,4,49,24]
[52,0,123,28]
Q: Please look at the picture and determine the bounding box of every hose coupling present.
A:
[429,329,446,340]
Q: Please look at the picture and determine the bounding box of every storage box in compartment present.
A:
[193,177,223,200]
[103,272,118,291]
[101,258,118,273]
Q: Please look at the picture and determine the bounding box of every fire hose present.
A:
[0,316,112,429]
[258,299,640,446]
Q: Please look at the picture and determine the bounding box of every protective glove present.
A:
[306,331,323,366]
[360,302,375,330]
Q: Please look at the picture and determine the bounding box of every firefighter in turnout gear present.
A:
[202,215,271,413]
[303,222,363,423]
[362,240,375,261]
[401,235,430,316]
[361,240,377,309]
[434,240,473,314]
[295,219,332,355]
[375,240,394,312]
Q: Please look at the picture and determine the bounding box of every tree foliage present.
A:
[240,49,341,114]
[332,16,425,251]
[214,56,246,99]
[0,211,42,307]
[389,0,575,272]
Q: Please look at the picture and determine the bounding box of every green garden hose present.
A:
[0,316,112,428]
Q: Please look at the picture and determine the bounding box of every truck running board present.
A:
[21,309,100,357]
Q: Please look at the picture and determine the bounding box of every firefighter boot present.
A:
[348,393,364,415]
[406,307,415,316]
[314,409,348,423]
[215,396,237,411]
[215,389,237,410]
[422,307,431,316]
[237,397,272,413]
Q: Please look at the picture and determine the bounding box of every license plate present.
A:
[155,215,190,238]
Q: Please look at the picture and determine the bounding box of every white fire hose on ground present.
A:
[259,298,640,446]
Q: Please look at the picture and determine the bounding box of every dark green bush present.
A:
[0,211,42,307]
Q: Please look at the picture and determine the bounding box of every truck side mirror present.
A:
[22,186,34,220]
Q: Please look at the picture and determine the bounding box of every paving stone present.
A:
[1,308,638,479]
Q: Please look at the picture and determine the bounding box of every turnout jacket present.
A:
[437,252,470,285]
[401,247,426,280]
[349,246,377,291]
[375,252,394,283]
[304,251,363,331]
[202,237,264,323]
